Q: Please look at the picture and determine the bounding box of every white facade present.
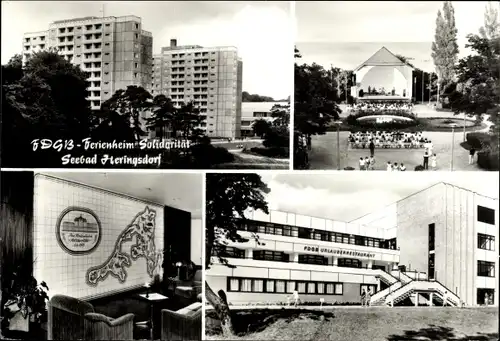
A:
[240,102,280,137]
[352,182,499,306]
[207,182,498,307]
[206,209,399,305]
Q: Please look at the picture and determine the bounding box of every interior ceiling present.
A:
[38,172,203,219]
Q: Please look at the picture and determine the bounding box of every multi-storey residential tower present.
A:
[22,16,153,110]
[206,182,498,307]
[152,39,243,139]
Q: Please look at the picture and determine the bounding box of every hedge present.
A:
[466,132,499,171]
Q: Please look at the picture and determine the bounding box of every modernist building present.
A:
[151,39,243,139]
[240,102,281,137]
[206,182,498,307]
[22,16,153,110]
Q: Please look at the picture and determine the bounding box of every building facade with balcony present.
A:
[206,182,498,307]
[151,39,243,139]
[22,16,153,110]
[206,209,400,305]
[240,102,280,137]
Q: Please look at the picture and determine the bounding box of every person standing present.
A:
[443,291,448,306]
[369,155,375,170]
[369,140,375,157]
[364,157,370,171]
[366,289,372,307]
[431,154,437,170]
[423,149,430,170]
[484,292,489,307]
[361,289,366,307]
[469,147,476,164]
[293,288,300,307]
[359,157,365,170]
[386,161,392,171]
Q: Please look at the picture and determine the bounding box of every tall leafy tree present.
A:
[431,1,459,102]
[252,119,271,138]
[176,101,204,141]
[205,173,269,336]
[479,2,500,39]
[2,51,91,167]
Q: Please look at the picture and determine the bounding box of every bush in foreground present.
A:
[249,147,289,158]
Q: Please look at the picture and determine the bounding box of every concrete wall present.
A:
[33,174,164,300]
[397,182,499,306]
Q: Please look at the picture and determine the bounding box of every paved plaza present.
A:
[309,131,481,171]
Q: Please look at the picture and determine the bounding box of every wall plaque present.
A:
[56,207,102,255]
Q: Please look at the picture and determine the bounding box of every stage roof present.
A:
[354,47,414,71]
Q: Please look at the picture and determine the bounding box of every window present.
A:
[478,233,495,251]
[338,258,362,268]
[276,280,285,293]
[360,284,377,295]
[297,282,306,293]
[299,254,328,266]
[478,206,495,225]
[478,261,495,277]
[213,245,245,258]
[429,223,435,251]
[286,281,295,293]
[266,280,275,293]
[241,279,252,292]
[253,280,264,292]
[253,250,289,262]
[229,278,239,291]
[317,283,324,294]
[307,283,315,294]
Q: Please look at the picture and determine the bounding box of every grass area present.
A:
[206,307,498,341]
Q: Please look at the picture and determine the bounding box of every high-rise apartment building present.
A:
[22,16,153,110]
[152,39,243,139]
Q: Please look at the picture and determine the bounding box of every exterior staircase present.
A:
[370,269,460,307]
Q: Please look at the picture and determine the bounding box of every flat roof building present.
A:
[22,15,153,110]
[241,102,281,137]
[151,39,243,139]
[206,182,498,307]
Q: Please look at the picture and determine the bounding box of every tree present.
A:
[101,85,153,141]
[431,1,459,102]
[252,119,271,138]
[395,54,415,68]
[176,101,205,141]
[242,91,275,102]
[205,173,269,336]
[294,61,341,139]
[145,94,176,140]
[1,51,91,167]
[479,2,500,39]
[452,34,500,131]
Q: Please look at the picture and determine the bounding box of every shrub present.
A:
[466,132,495,150]
[477,150,499,171]
[415,165,425,171]
[344,166,355,170]
[250,147,289,158]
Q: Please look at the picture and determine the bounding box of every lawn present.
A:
[206,307,498,341]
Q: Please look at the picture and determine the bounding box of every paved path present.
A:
[309,131,482,171]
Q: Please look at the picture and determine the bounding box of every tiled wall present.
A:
[33,174,164,299]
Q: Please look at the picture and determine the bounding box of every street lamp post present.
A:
[450,123,457,171]
[463,114,467,142]
[333,120,342,170]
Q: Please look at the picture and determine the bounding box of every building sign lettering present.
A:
[56,207,102,255]
[303,245,375,258]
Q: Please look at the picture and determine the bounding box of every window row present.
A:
[238,219,397,250]
[227,277,344,295]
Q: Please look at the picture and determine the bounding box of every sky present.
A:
[295,1,498,72]
[1,1,292,100]
[259,172,499,223]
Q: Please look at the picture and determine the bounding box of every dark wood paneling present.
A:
[163,206,191,280]
[1,171,35,289]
